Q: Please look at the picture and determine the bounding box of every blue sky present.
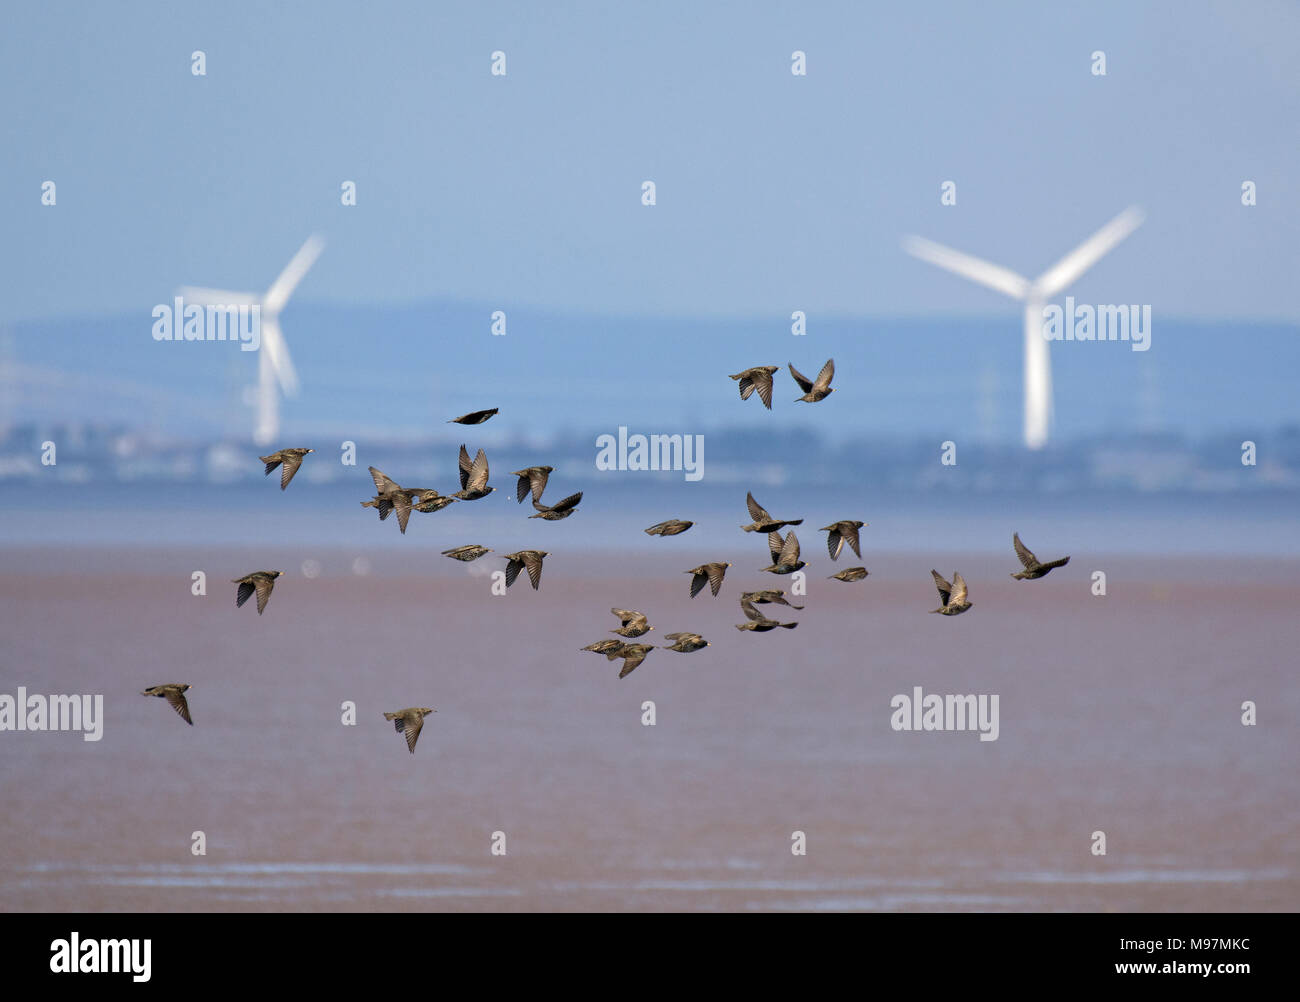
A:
[1,1,1297,324]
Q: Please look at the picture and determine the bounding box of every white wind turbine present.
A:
[180,235,325,446]
[903,206,1144,450]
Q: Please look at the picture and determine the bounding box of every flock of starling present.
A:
[141,365,1072,751]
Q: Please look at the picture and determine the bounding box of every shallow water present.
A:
[1,544,1296,912]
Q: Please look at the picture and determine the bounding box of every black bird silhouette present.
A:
[448,408,498,425]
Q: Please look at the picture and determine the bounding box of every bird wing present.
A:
[279,452,305,490]
[403,714,424,753]
[843,523,862,558]
[504,558,523,588]
[549,491,582,513]
[778,530,801,564]
[788,362,814,393]
[688,570,707,599]
[253,576,276,615]
[767,530,785,564]
[369,466,401,494]
[931,570,952,606]
[524,553,544,590]
[825,528,844,560]
[746,491,773,523]
[706,563,728,595]
[528,468,550,503]
[644,521,665,535]
[812,357,835,392]
[457,445,472,490]
[1012,532,1038,569]
[235,580,255,609]
[393,496,412,534]
[467,448,490,492]
[740,598,766,621]
[611,608,641,627]
[735,373,756,400]
[752,369,774,409]
[618,650,647,678]
[513,472,531,503]
[165,689,193,725]
[950,572,969,605]
[1039,555,1071,571]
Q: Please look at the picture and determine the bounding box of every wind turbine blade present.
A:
[1032,206,1145,298]
[264,234,325,315]
[259,318,299,396]
[901,235,1031,300]
[176,287,260,307]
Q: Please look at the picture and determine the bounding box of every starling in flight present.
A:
[502,550,548,590]
[686,562,731,598]
[663,632,710,653]
[820,519,866,560]
[729,365,779,409]
[141,683,193,725]
[509,466,553,504]
[448,408,499,425]
[453,445,496,501]
[383,707,436,754]
[735,599,798,632]
[232,570,283,615]
[740,589,804,610]
[610,643,655,678]
[829,567,869,582]
[644,519,694,536]
[930,570,973,616]
[442,544,492,562]
[610,608,653,638]
[740,492,804,533]
[1010,533,1071,580]
[759,530,805,575]
[529,491,583,520]
[259,448,314,490]
[790,358,835,402]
